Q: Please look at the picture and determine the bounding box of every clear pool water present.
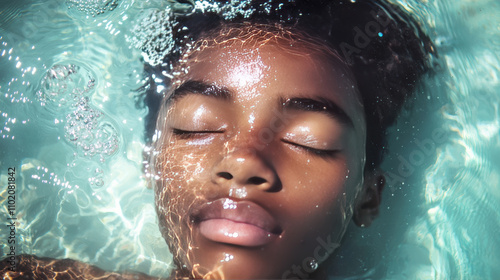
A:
[0,0,498,279]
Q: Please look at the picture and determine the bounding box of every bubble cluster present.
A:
[193,0,256,20]
[127,7,175,67]
[65,97,102,141]
[36,64,95,107]
[37,63,119,161]
[66,0,118,16]
[64,97,119,159]
[127,0,263,67]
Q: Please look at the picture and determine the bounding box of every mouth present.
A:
[191,198,282,247]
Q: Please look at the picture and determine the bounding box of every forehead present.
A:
[166,25,366,130]
[172,24,351,84]
[186,44,352,95]
[177,44,361,115]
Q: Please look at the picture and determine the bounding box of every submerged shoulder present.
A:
[1,255,165,280]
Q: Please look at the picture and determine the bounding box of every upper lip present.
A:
[191,198,282,234]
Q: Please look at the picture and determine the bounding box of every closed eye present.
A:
[282,139,340,159]
[172,128,224,139]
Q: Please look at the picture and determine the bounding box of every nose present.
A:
[211,148,281,192]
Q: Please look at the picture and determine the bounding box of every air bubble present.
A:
[89,176,104,187]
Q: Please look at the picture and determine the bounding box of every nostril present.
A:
[247,176,267,185]
[217,172,233,180]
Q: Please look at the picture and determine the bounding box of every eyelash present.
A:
[172,129,338,158]
[172,128,223,139]
[282,139,339,159]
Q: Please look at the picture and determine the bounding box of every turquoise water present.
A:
[0,0,499,279]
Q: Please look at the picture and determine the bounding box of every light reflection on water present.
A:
[0,0,498,279]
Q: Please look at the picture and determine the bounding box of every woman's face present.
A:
[153,35,367,279]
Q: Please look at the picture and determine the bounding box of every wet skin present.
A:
[153,41,369,279]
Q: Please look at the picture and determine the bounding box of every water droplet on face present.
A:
[307,258,319,270]
[229,186,247,199]
[221,253,234,262]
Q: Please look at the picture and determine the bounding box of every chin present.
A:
[186,234,299,279]
[205,256,288,280]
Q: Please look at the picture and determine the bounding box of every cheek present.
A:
[282,155,349,201]
[276,153,359,230]
[154,144,209,215]
[153,145,213,262]
[306,166,350,225]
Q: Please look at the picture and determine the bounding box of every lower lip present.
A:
[199,219,277,247]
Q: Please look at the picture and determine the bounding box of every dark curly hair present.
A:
[141,0,435,171]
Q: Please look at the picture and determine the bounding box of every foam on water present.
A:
[67,0,119,16]
[0,0,499,279]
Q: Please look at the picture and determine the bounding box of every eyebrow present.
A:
[168,80,354,127]
[280,97,354,127]
[168,80,233,103]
